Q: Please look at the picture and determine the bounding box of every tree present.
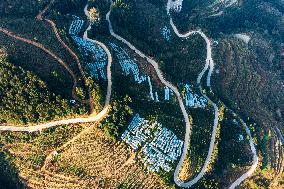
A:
[99,95,133,141]
[88,7,100,24]
[111,0,134,24]
[0,52,87,124]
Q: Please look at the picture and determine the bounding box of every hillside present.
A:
[0,0,283,189]
[0,51,87,125]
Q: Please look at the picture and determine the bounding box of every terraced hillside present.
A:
[0,0,283,188]
[46,127,169,188]
[106,0,284,187]
[0,125,169,189]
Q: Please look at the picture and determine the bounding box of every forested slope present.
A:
[0,50,86,125]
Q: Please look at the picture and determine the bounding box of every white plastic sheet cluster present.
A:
[68,16,107,80]
[147,76,154,100]
[184,84,207,108]
[109,42,146,83]
[121,114,183,173]
[164,86,173,101]
[68,17,84,35]
[170,0,183,12]
[161,26,171,41]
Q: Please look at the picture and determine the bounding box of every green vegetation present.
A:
[98,95,133,141]
[0,124,84,188]
[87,77,104,113]
[53,0,87,14]
[208,110,253,187]
[193,176,220,189]
[109,0,206,85]
[0,0,49,17]
[107,0,284,186]
[112,0,134,24]
[156,169,175,187]
[0,124,84,171]
[66,165,87,177]
[0,18,82,98]
[0,52,87,124]
[108,48,185,138]
[0,0,283,188]
[117,183,131,189]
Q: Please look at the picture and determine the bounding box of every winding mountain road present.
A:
[167,0,258,188]
[0,1,259,188]
[83,5,113,116]
[106,0,219,187]
[223,106,259,189]
[106,0,258,188]
[0,7,113,132]
[166,0,221,187]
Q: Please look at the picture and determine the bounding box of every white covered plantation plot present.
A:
[109,42,147,84]
[161,26,171,41]
[69,16,84,35]
[184,84,207,108]
[121,114,183,173]
[68,16,108,80]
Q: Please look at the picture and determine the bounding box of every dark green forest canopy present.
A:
[0,52,86,125]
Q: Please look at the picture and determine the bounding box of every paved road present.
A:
[106,1,217,187]
[106,0,219,187]
[228,111,259,189]
[0,1,259,188]
[106,6,192,177]
[167,0,220,187]
[83,5,113,116]
[167,0,258,188]
[0,7,113,132]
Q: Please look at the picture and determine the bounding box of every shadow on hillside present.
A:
[0,150,25,189]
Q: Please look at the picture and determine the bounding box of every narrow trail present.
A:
[167,0,258,188]
[0,27,86,105]
[0,0,260,188]
[44,19,94,112]
[36,0,55,21]
[0,2,113,132]
[36,0,94,112]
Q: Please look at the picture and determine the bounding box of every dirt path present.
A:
[36,0,95,112]
[0,3,113,131]
[44,18,94,112]
[36,0,55,21]
[40,8,114,170]
[0,6,113,182]
[0,1,260,188]
[0,28,87,105]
